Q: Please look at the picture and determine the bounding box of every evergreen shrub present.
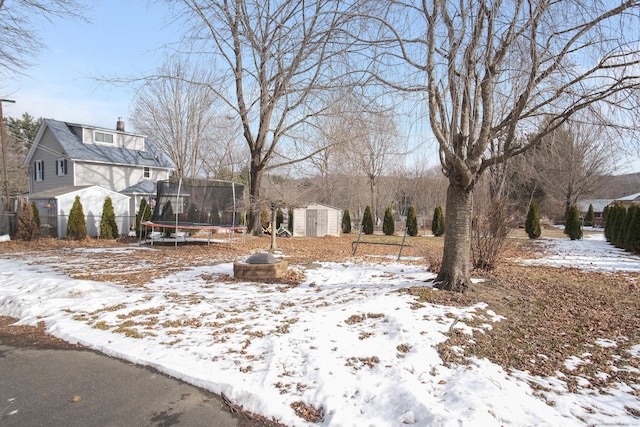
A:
[564,204,582,240]
[584,204,595,227]
[407,206,418,236]
[341,209,351,234]
[99,196,119,239]
[67,196,87,240]
[16,201,37,241]
[362,205,374,235]
[383,205,394,235]
[525,199,542,239]
[32,202,41,235]
[432,206,445,237]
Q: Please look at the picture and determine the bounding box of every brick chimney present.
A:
[116,117,125,132]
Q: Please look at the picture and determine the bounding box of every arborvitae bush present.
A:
[210,200,221,225]
[341,209,352,234]
[162,200,174,221]
[362,205,374,235]
[276,208,284,229]
[584,204,595,227]
[406,205,418,237]
[31,202,41,235]
[432,205,445,237]
[67,196,87,240]
[136,198,152,236]
[624,204,640,251]
[16,200,37,241]
[604,204,615,242]
[383,205,394,235]
[628,204,640,253]
[564,204,582,240]
[615,206,629,248]
[525,199,542,239]
[99,196,118,239]
[186,203,198,223]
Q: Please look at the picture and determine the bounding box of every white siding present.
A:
[56,186,130,237]
[75,163,170,192]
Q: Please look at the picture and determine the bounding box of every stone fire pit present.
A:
[233,252,288,281]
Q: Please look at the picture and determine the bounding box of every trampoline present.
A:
[140,220,246,246]
[139,177,246,246]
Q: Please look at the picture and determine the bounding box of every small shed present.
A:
[29,185,130,238]
[292,203,342,237]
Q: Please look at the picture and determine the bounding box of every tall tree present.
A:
[5,113,42,150]
[362,0,640,292]
[347,106,402,224]
[167,0,359,235]
[529,121,612,220]
[131,57,221,179]
[0,0,85,78]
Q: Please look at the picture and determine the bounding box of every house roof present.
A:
[615,192,640,202]
[576,199,612,213]
[24,119,174,169]
[120,180,157,195]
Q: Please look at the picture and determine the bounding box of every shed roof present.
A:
[29,185,128,200]
[576,199,612,213]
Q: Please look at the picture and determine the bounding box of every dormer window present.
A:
[94,131,114,144]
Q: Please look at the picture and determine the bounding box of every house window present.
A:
[56,159,68,176]
[143,167,150,178]
[95,131,114,144]
[34,160,44,181]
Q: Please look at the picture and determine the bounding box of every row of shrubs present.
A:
[604,203,640,252]
[15,195,119,241]
[340,205,445,237]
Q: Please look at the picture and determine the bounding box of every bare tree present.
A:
[360,0,640,292]
[131,57,222,179]
[200,115,249,182]
[166,0,360,234]
[0,0,85,78]
[347,107,403,223]
[531,120,613,220]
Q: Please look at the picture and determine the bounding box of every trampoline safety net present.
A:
[151,178,244,227]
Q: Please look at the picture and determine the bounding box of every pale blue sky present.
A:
[1,0,177,130]
[1,1,638,174]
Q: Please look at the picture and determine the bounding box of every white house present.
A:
[292,203,342,237]
[29,186,130,238]
[22,118,174,236]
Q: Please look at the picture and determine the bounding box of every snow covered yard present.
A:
[0,232,638,426]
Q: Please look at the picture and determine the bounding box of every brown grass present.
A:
[1,230,639,393]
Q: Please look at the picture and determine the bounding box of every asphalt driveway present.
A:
[0,341,279,426]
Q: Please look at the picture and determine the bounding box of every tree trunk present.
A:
[434,183,473,293]
[248,163,263,236]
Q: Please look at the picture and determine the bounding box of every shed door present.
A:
[306,210,318,237]
[317,209,328,236]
